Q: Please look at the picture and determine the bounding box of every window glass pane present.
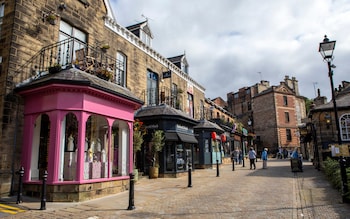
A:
[59,20,72,36]
[73,28,86,43]
[84,115,109,180]
[116,52,126,86]
[165,143,174,172]
[147,70,158,105]
[111,119,129,177]
[31,114,50,181]
[60,113,78,181]
[340,114,350,141]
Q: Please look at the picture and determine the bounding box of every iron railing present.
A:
[13,37,124,87]
[141,86,183,109]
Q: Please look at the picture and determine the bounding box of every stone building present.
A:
[227,76,307,154]
[0,0,207,200]
[307,81,350,168]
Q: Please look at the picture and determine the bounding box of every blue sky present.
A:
[109,0,350,101]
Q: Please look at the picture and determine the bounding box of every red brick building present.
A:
[227,76,307,154]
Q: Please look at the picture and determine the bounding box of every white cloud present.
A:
[110,0,350,101]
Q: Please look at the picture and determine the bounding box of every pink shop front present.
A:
[15,69,143,202]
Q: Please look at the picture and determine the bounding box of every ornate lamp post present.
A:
[319,35,349,203]
[318,35,341,144]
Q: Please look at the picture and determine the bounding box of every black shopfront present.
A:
[135,105,198,177]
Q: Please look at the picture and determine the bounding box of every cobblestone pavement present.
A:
[1,159,350,219]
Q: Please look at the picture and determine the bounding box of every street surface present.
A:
[1,159,350,218]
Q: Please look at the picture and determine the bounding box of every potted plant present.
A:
[46,13,57,25]
[48,63,62,74]
[96,68,113,81]
[149,130,165,179]
[133,120,146,181]
[100,44,110,53]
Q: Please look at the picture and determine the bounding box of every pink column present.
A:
[76,112,88,182]
[47,111,60,183]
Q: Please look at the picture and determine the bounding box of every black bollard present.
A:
[232,159,235,171]
[339,157,349,203]
[188,163,192,187]
[40,170,48,210]
[216,160,219,177]
[16,167,24,204]
[127,173,135,210]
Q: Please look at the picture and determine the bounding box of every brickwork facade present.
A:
[227,77,305,152]
[0,0,206,197]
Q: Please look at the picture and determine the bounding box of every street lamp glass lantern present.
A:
[319,35,336,61]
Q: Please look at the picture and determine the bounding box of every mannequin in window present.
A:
[90,140,96,153]
[85,138,89,151]
[96,138,102,152]
[68,134,74,151]
[101,149,106,162]
[88,147,93,162]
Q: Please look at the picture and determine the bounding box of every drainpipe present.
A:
[10,94,20,196]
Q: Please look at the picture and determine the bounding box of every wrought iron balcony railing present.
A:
[13,37,124,87]
[141,86,183,109]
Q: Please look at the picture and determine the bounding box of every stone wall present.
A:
[0,0,206,198]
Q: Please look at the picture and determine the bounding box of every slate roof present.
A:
[311,82,350,112]
[135,104,198,125]
[311,94,350,111]
[193,119,225,132]
[15,68,144,105]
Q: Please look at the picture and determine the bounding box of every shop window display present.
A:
[84,114,109,179]
[111,119,129,177]
[59,113,78,181]
[30,114,50,181]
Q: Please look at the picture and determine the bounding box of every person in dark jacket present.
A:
[248,147,256,170]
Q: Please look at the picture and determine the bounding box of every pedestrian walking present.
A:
[261,148,268,169]
[233,148,239,164]
[248,147,256,169]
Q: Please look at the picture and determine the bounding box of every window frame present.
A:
[284,112,290,123]
[283,96,288,106]
[340,113,350,141]
[116,52,127,87]
[286,129,292,141]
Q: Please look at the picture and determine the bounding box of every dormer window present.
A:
[168,54,189,74]
[140,29,152,47]
[126,20,153,47]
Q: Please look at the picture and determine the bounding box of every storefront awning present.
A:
[177,133,198,144]
[165,132,179,141]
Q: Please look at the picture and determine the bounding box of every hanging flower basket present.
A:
[46,13,57,25]
[96,68,113,81]
[100,44,110,53]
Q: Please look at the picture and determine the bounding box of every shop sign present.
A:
[330,144,350,157]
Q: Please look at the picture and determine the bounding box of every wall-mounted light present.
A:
[59,2,67,10]
[325,113,332,129]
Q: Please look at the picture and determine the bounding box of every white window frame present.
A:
[0,2,4,37]
[340,113,350,141]
[116,52,126,87]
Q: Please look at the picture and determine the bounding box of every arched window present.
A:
[340,114,350,141]
[84,114,109,179]
[59,113,78,181]
[31,114,50,181]
[111,119,129,177]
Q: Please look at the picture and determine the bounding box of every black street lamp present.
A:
[319,35,349,203]
[318,35,341,145]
